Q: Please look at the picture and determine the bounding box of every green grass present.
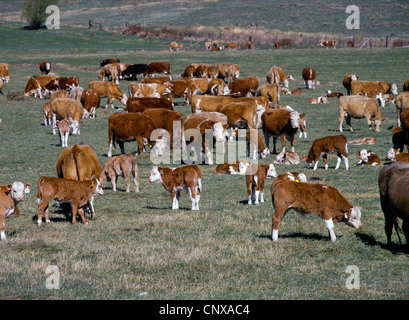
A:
[0,22,408,300]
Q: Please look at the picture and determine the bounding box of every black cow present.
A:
[121,64,149,81]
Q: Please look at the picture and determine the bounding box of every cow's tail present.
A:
[37,177,45,204]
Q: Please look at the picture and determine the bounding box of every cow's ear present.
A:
[158,166,164,175]
[6,184,12,193]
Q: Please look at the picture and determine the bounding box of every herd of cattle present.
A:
[0,57,408,250]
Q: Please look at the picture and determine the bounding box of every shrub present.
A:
[22,0,58,30]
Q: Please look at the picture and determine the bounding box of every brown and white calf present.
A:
[305,134,349,170]
[214,160,251,175]
[320,40,336,49]
[274,151,300,165]
[100,154,139,193]
[270,172,308,191]
[356,149,380,166]
[386,148,409,163]
[56,119,70,147]
[326,90,344,98]
[148,165,202,210]
[349,137,378,145]
[37,176,104,225]
[246,129,269,159]
[88,80,127,108]
[308,96,328,104]
[244,163,278,205]
[0,182,31,242]
[271,181,362,242]
[266,66,294,88]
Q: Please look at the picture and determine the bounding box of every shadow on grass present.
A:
[32,202,96,224]
[355,233,408,254]
[258,232,330,241]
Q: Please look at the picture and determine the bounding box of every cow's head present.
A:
[238,161,251,175]
[70,120,81,135]
[213,122,229,143]
[7,182,31,203]
[370,116,387,132]
[150,136,167,157]
[386,148,396,161]
[303,156,314,169]
[290,111,300,129]
[306,80,315,89]
[345,206,362,229]
[266,164,278,179]
[148,166,163,183]
[120,93,128,105]
[358,149,369,162]
[297,173,308,183]
[391,84,398,95]
[91,178,104,196]
[260,147,270,159]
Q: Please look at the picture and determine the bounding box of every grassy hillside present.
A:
[0,21,407,300]
[1,0,409,40]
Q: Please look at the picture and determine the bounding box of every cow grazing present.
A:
[228,76,259,97]
[395,92,409,126]
[320,40,336,49]
[271,181,362,242]
[100,154,139,193]
[81,88,100,118]
[351,80,398,97]
[308,96,329,104]
[245,163,278,205]
[88,80,127,108]
[141,76,171,85]
[338,95,386,132]
[0,63,10,83]
[51,98,84,135]
[107,112,165,157]
[148,165,202,210]
[266,66,293,88]
[128,83,171,99]
[217,102,257,129]
[69,86,84,102]
[146,62,171,79]
[256,83,280,108]
[0,182,31,242]
[214,160,250,175]
[207,78,229,96]
[224,42,240,51]
[217,63,240,83]
[246,129,269,159]
[274,151,300,165]
[56,119,70,147]
[39,61,51,75]
[302,67,319,89]
[305,134,349,170]
[170,41,183,52]
[261,109,300,154]
[349,137,378,145]
[356,149,380,166]
[342,74,359,95]
[24,75,57,98]
[120,64,149,81]
[44,77,80,95]
[125,97,173,113]
[37,176,104,225]
[378,161,409,248]
[99,58,120,67]
[386,148,409,163]
[98,63,119,84]
[183,118,229,165]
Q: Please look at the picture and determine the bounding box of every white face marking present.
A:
[148,166,162,183]
[11,182,26,202]
[345,206,362,229]
[213,122,226,142]
[151,137,166,156]
[266,164,278,178]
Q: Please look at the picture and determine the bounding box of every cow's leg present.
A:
[112,175,117,192]
[323,154,328,170]
[263,129,270,151]
[324,217,337,242]
[342,155,349,170]
[118,141,125,155]
[78,207,88,225]
[313,156,320,171]
[37,201,49,225]
[290,136,295,152]
[107,141,113,157]
[133,170,139,193]
[0,216,7,242]
[271,207,286,241]
[88,196,95,219]
[105,98,110,108]
[346,116,353,132]
[52,115,58,135]
[171,192,178,210]
[188,186,198,211]
[71,204,78,224]
[272,136,278,154]
[335,153,342,170]
[280,135,286,154]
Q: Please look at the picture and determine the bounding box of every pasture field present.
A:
[0,23,408,300]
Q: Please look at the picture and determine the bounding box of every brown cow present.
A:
[207,78,229,96]
[148,165,202,210]
[99,58,120,67]
[147,62,171,79]
[125,97,174,113]
[308,96,329,104]
[257,83,280,108]
[261,109,300,154]
[24,75,57,98]
[99,154,139,193]
[351,80,398,97]
[343,73,359,95]
[378,161,409,248]
[338,95,386,132]
[51,98,84,135]
[228,76,259,97]
[304,134,349,170]
[44,77,80,95]
[56,119,70,147]
[0,63,10,83]
[395,92,409,126]
[386,148,409,163]
[128,83,171,99]
[81,88,100,118]
[320,40,336,49]
[37,176,104,225]
[214,160,250,175]
[170,41,183,52]
[224,42,240,51]
[271,180,362,242]
[349,137,378,145]
[0,182,31,242]
[217,63,240,83]
[266,66,293,88]
[245,163,278,205]
[302,67,320,89]
[217,102,257,129]
[98,63,119,84]
[356,149,380,166]
[88,80,127,108]
[39,61,51,75]
[107,112,166,157]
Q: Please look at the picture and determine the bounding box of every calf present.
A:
[214,160,250,175]
[261,109,300,154]
[246,129,269,159]
[271,172,308,191]
[37,176,104,225]
[148,165,202,210]
[0,182,31,242]
[326,90,344,98]
[245,163,278,205]
[170,41,183,52]
[100,154,139,193]
[356,149,380,166]
[320,40,336,49]
[266,66,293,88]
[308,96,328,104]
[351,80,398,96]
[378,162,409,248]
[146,62,171,79]
[228,76,259,97]
[271,181,362,242]
[274,151,300,165]
[256,83,280,108]
[56,119,70,147]
[386,148,409,163]
[81,88,100,118]
[349,137,378,145]
[304,134,349,170]
[51,98,84,135]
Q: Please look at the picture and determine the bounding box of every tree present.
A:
[22,0,58,30]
